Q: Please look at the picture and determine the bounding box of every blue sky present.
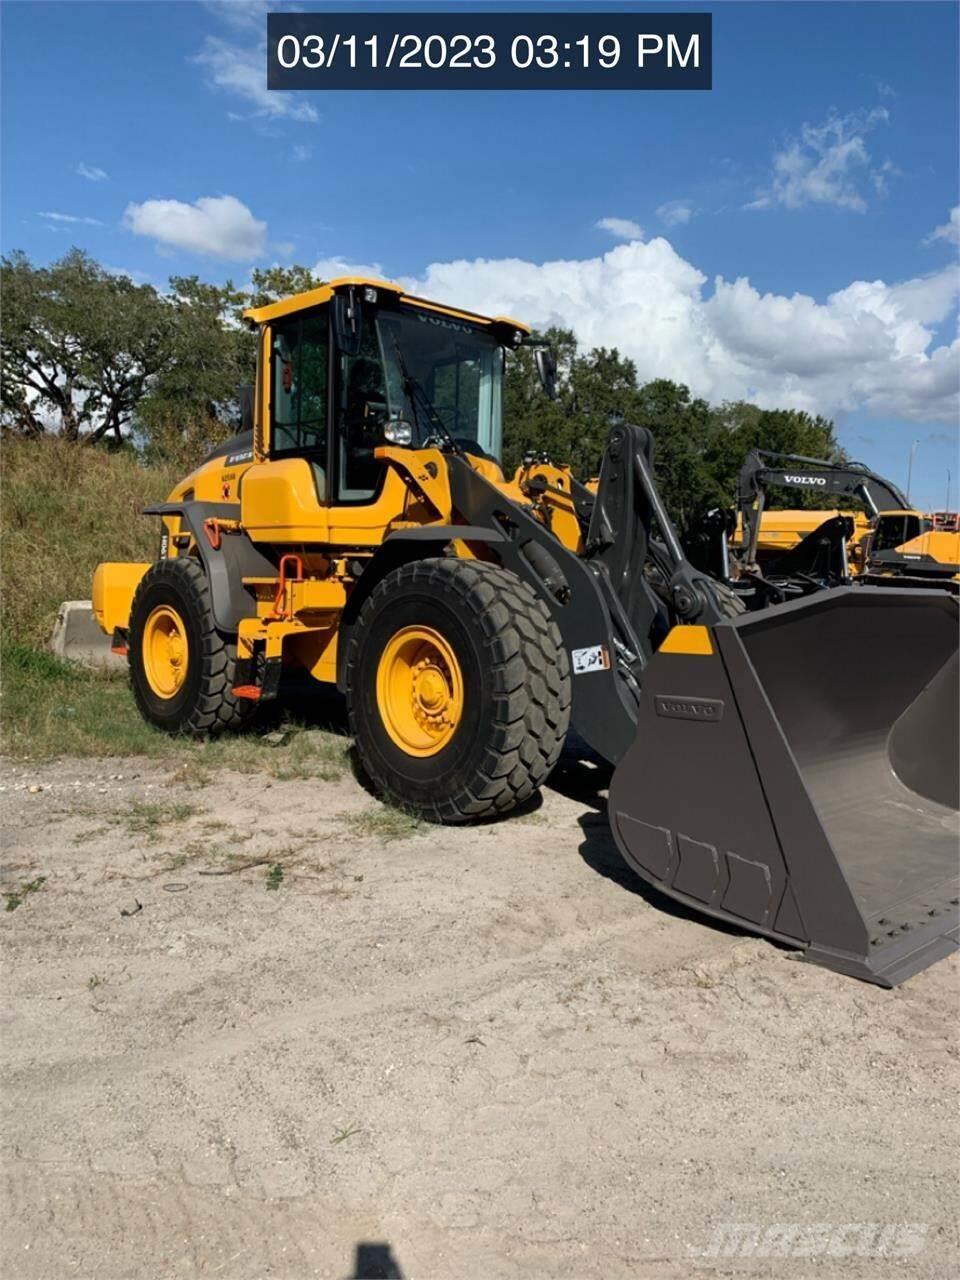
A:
[2,0,958,509]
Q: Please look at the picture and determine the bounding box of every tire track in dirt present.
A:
[3,756,957,1280]
[1,911,744,1091]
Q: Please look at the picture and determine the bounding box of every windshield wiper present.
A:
[391,335,463,457]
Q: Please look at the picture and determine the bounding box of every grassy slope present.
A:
[3,436,179,649]
[1,439,347,774]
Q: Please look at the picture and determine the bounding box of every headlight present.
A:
[384,420,413,446]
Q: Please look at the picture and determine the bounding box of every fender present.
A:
[335,524,507,691]
[144,501,277,632]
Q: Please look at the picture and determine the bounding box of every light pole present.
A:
[906,439,919,504]
[946,469,952,514]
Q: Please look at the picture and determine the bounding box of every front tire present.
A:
[128,558,256,736]
[346,558,571,822]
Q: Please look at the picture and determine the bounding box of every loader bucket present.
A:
[608,587,959,985]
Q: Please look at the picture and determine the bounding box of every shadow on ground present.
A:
[346,1241,405,1279]
[549,738,747,941]
[269,672,350,736]
[270,696,742,940]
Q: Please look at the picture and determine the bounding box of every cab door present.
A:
[326,296,411,546]
[244,293,413,548]
[241,305,333,543]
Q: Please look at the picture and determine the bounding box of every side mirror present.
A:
[238,384,255,434]
[332,289,363,355]
[535,347,558,400]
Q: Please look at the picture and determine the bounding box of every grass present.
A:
[3,875,46,913]
[123,800,197,833]
[73,825,110,846]
[2,437,179,651]
[330,1125,362,1145]
[113,800,198,844]
[345,805,425,842]
[0,438,352,788]
[265,863,284,891]
[2,640,350,777]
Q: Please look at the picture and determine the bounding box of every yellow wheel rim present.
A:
[142,605,189,698]
[376,625,464,757]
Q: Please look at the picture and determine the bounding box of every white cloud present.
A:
[195,37,318,122]
[39,211,103,226]
[102,265,154,284]
[201,0,267,31]
[124,194,267,260]
[596,217,644,241]
[748,107,893,213]
[925,206,960,248]
[75,162,108,182]
[312,254,388,281]
[292,144,311,162]
[393,238,958,424]
[657,200,694,227]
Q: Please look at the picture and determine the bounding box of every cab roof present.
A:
[242,275,530,343]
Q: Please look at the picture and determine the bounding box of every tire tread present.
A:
[346,557,571,823]
[128,558,254,736]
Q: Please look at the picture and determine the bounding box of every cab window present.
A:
[270,309,329,471]
[376,308,504,460]
[336,321,389,502]
[874,513,924,552]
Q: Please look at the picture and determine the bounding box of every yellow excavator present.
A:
[861,514,960,593]
[728,450,959,600]
[92,278,958,986]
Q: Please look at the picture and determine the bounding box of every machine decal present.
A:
[571,644,610,674]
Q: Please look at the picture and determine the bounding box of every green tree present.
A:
[502,327,577,473]
[1,249,173,444]
[634,378,717,525]
[137,275,253,467]
[245,264,326,311]
[702,402,843,512]
[2,249,846,520]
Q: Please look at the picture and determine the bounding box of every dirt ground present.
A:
[1,746,957,1280]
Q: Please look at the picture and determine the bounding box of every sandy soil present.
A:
[1,747,957,1280]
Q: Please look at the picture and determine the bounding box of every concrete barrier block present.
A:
[49,601,126,670]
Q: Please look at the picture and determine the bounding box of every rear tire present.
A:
[128,558,256,736]
[346,558,571,822]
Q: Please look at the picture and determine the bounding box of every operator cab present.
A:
[245,279,526,507]
[871,510,931,554]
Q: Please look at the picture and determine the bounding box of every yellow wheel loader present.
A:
[93,278,959,986]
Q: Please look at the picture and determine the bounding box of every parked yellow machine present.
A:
[861,515,960,593]
[93,278,958,985]
[729,507,873,566]
[727,450,960,600]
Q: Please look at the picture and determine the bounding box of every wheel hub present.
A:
[142,605,189,699]
[376,626,463,757]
